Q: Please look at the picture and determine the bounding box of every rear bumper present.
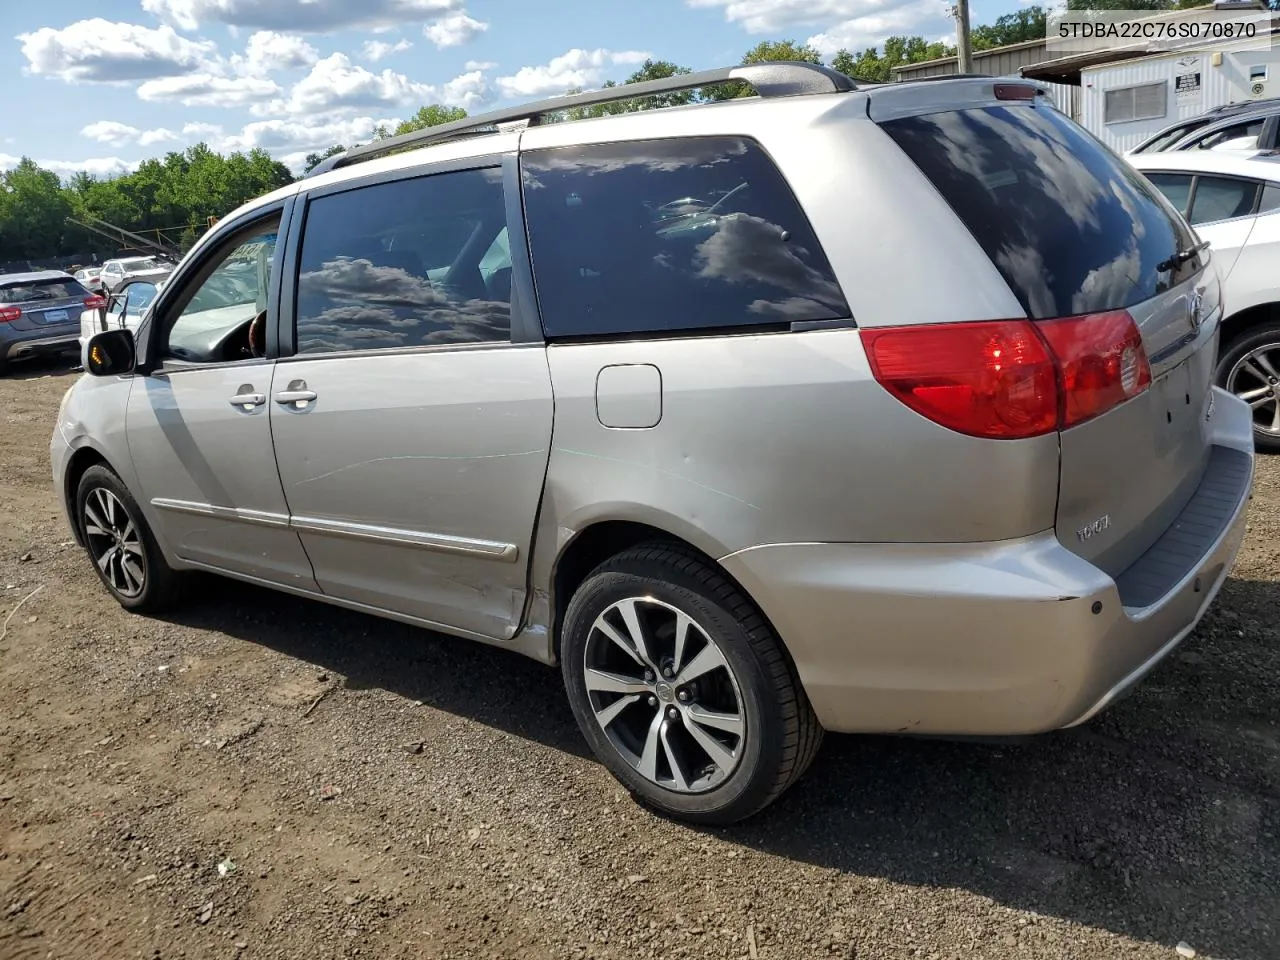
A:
[1,328,82,362]
[719,386,1256,736]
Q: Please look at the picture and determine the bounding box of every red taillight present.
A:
[0,306,20,323]
[994,83,1037,101]
[84,294,106,310]
[862,312,1152,439]
[1037,310,1152,429]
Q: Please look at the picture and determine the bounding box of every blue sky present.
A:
[3,0,1029,178]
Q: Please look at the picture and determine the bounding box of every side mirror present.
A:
[85,329,136,377]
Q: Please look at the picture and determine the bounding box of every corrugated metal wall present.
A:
[1082,48,1280,153]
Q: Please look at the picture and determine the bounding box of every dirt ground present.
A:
[1,358,1278,960]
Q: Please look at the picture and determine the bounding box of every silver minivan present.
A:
[54,65,1255,824]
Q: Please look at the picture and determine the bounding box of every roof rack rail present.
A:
[305,61,856,178]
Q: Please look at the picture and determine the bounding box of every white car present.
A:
[1129,150,1280,452]
[98,256,171,293]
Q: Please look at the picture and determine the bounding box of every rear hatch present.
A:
[0,277,93,331]
[873,84,1219,579]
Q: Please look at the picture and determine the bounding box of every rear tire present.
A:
[560,542,823,825]
[75,464,182,612]
[1217,319,1280,454]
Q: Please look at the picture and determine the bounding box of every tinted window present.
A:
[882,105,1201,319]
[1133,122,1204,154]
[1145,172,1193,215]
[1261,183,1280,213]
[521,136,848,339]
[1189,176,1260,224]
[295,169,511,354]
[0,278,89,304]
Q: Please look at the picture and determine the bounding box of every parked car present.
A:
[1,271,104,373]
[56,66,1255,824]
[1129,99,1280,156]
[78,277,165,356]
[98,256,172,293]
[74,267,105,294]
[1128,150,1280,452]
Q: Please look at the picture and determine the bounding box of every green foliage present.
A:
[0,144,294,262]
[303,144,346,173]
[391,104,468,137]
[972,6,1048,50]
[831,36,955,83]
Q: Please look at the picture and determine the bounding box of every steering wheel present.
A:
[248,310,267,358]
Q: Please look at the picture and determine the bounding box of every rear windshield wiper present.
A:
[1158,240,1210,273]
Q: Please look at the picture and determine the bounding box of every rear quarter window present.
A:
[521,136,849,339]
[881,105,1202,319]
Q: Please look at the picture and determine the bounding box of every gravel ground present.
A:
[1,358,1278,960]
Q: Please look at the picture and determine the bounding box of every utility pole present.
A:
[954,0,974,74]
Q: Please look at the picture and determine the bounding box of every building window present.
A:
[1104,82,1168,124]
[1249,64,1268,81]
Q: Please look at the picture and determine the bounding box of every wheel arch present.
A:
[61,444,113,547]
[547,518,795,674]
[1219,300,1280,351]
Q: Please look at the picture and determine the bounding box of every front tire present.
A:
[1217,319,1280,454]
[561,543,823,825]
[75,464,181,612]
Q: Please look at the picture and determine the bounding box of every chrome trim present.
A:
[289,514,519,561]
[151,498,291,529]
[150,499,520,560]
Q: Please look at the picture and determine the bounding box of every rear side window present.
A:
[0,278,89,304]
[882,105,1201,319]
[1145,172,1193,214]
[295,168,512,354]
[1189,176,1260,223]
[1261,183,1280,214]
[521,136,848,339]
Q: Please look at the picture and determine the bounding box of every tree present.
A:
[556,59,698,120]
[831,36,954,83]
[391,105,468,137]
[303,144,346,173]
[0,159,73,261]
[972,6,1048,50]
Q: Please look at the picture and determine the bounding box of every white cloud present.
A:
[497,49,652,100]
[0,153,139,179]
[223,115,399,154]
[140,128,180,146]
[139,72,282,107]
[423,10,488,48]
[81,120,179,148]
[142,0,461,33]
[805,1,952,55]
[465,59,497,71]
[361,38,413,62]
[17,18,217,82]
[182,122,226,140]
[231,31,319,75]
[257,52,490,115]
[687,0,943,35]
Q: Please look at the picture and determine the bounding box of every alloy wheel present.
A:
[1227,344,1280,438]
[83,487,146,598]
[582,596,746,793]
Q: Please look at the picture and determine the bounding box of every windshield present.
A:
[0,278,89,304]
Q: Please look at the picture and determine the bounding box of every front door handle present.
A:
[275,380,317,408]
[229,387,266,410]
